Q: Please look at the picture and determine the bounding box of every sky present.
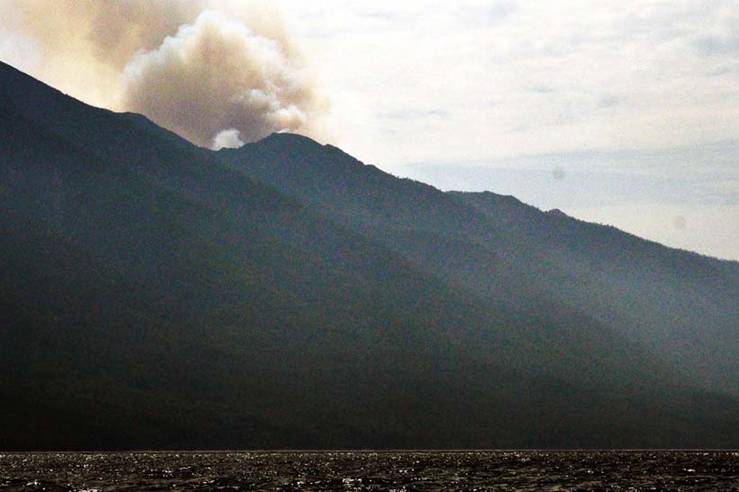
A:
[1,0,737,260]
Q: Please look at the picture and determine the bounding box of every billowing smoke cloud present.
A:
[124,10,324,148]
[0,0,327,148]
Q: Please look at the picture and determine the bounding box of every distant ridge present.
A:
[223,132,739,399]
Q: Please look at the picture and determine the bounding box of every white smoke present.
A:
[123,10,323,147]
[0,1,327,147]
[212,129,245,150]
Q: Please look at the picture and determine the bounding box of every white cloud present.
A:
[276,1,739,259]
[277,0,739,171]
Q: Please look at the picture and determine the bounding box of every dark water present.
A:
[0,450,736,491]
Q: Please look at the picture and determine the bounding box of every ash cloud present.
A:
[1,0,327,147]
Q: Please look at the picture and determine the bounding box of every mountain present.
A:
[220,136,739,397]
[1,61,738,450]
[450,191,739,396]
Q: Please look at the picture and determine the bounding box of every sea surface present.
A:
[0,450,736,491]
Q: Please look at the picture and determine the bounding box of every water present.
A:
[0,450,736,491]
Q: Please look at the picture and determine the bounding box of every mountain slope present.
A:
[219,133,739,398]
[1,61,738,449]
[450,191,739,396]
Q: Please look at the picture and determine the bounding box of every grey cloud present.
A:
[693,33,739,56]
[456,0,517,27]
[378,109,449,120]
[598,95,622,108]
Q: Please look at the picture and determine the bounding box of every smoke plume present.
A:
[1,0,327,148]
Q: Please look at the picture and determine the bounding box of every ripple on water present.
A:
[0,450,736,491]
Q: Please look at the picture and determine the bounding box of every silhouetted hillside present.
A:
[450,191,739,396]
[220,134,739,398]
[1,61,738,450]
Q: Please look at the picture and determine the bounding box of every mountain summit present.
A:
[1,61,738,450]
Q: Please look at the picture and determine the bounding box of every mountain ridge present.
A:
[221,131,739,397]
[227,131,739,267]
[1,60,737,449]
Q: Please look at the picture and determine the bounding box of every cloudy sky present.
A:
[1,0,737,260]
